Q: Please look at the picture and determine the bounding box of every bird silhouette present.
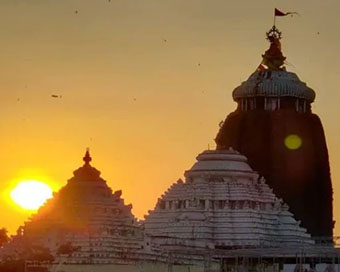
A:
[51,94,62,98]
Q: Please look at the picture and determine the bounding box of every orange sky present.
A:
[0,0,339,236]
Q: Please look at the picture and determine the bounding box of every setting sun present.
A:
[10,181,52,210]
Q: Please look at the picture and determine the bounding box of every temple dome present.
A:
[232,70,315,103]
[188,149,252,173]
[145,149,314,249]
[232,25,316,105]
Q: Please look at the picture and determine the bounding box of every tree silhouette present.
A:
[0,228,9,247]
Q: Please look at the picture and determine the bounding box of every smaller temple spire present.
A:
[83,148,92,165]
[70,148,103,182]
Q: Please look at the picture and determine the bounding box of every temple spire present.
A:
[259,25,286,71]
[83,148,92,165]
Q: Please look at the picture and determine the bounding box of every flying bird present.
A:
[51,94,62,98]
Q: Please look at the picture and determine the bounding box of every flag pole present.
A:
[274,11,276,26]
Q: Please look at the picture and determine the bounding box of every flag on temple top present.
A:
[275,8,299,17]
[275,8,286,16]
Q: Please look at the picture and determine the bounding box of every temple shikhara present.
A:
[215,26,334,239]
[0,24,338,272]
[21,150,160,264]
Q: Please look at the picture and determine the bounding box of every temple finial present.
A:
[266,25,282,42]
[83,148,92,165]
[258,25,286,71]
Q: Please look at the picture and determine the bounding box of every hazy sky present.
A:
[0,0,339,236]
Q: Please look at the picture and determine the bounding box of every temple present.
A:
[1,150,320,272]
[145,149,314,249]
[0,24,338,272]
[215,25,334,239]
[16,150,164,265]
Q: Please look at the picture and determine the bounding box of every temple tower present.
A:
[145,149,314,249]
[21,150,160,264]
[215,26,333,239]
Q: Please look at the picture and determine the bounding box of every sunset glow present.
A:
[0,1,339,237]
[10,181,52,210]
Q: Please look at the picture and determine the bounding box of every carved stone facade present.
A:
[20,150,165,264]
[145,149,314,249]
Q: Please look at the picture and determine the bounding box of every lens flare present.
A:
[284,134,302,150]
[10,180,52,210]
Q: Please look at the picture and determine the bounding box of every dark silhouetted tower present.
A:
[215,26,334,239]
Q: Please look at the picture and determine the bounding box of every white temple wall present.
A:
[48,262,340,272]
[48,263,212,272]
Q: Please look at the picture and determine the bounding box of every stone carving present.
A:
[145,149,313,249]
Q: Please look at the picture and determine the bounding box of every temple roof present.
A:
[18,150,162,264]
[232,70,316,102]
[188,149,252,173]
[145,149,314,249]
[24,150,138,233]
[68,149,105,183]
[232,26,315,103]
